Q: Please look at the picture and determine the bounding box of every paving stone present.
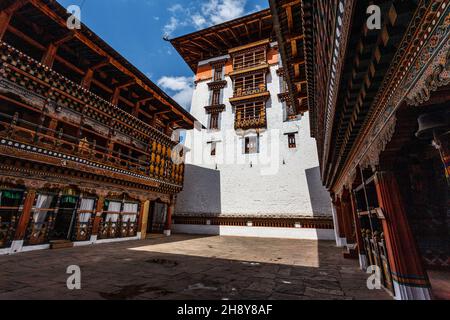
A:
[0,235,392,300]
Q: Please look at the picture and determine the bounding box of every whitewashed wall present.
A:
[176,54,331,219]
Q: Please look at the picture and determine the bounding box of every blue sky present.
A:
[56,0,269,110]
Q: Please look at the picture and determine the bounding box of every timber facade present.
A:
[0,0,197,254]
[271,0,449,300]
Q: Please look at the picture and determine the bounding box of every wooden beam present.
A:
[53,32,76,47]
[286,6,294,31]
[153,110,172,116]
[199,36,220,51]
[0,0,29,40]
[4,0,30,14]
[90,58,111,71]
[227,28,240,44]
[286,34,304,42]
[116,79,136,90]
[137,96,154,104]
[0,12,12,41]
[213,31,231,47]
[188,40,209,51]
[28,0,190,125]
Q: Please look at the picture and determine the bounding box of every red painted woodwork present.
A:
[0,11,12,41]
[14,190,36,240]
[164,202,173,232]
[41,43,58,68]
[333,198,346,239]
[350,192,365,255]
[375,171,430,288]
[91,197,104,236]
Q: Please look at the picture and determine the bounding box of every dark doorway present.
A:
[51,195,78,241]
[147,201,167,234]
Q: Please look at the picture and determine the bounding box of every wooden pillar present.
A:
[332,197,346,240]
[81,69,94,89]
[111,87,121,106]
[164,197,174,236]
[90,196,104,238]
[133,102,140,117]
[41,43,58,68]
[0,0,30,41]
[341,193,356,245]
[375,171,431,300]
[350,191,367,269]
[137,200,149,239]
[13,189,36,241]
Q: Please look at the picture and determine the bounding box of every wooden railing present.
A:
[0,112,184,185]
[98,215,138,240]
[234,84,267,98]
[0,42,184,186]
[234,104,267,130]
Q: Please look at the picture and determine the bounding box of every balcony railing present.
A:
[234,84,267,98]
[233,59,267,72]
[235,106,267,130]
[0,112,184,186]
[0,42,184,186]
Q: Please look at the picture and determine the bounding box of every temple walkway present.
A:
[0,235,391,300]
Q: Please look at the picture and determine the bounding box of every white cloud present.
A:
[163,0,251,36]
[157,76,195,110]
[201,0,246,25]
[163,17,180,37]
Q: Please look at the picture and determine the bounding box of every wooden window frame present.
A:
[244,135,259,154]
[211,90,221,106]
[288,133,296,149]
[209,112,220,130]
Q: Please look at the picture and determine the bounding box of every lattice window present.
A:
[236,101,265,122]
[233,49,266,70]
[213,67,223,81]
[209,112,219,130]
[211,90,221,105]
[234,73,266,97]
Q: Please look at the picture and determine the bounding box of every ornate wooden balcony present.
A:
[0,42,185,189]
[234,102,267,130]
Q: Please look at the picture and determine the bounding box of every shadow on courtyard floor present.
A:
[0,235,392,300]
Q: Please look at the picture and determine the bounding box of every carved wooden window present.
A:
[211,90,221,105]
[233,49,266,70]
[288,133,296,149]
[234,73,265,97]
[236,101,264,122]
[244,135,259,154]
[209,112,219,130]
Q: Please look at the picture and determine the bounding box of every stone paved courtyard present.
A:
[0,235,391,300]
